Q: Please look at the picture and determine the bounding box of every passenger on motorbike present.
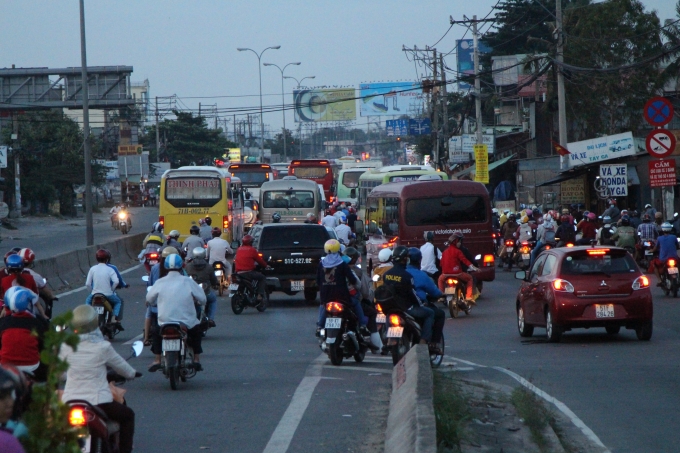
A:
[406,248,444,352]
[207,227,234,278]
[185,247,218,327]
[143,222,164,247]
[555,215,576,247]
[529,216,557,268]
[420,231,442,281]
[517,216,533,243]
[17,248,58,317]
[576,212,598,245]
[651,222,679,285]
[372,248,394,290]
[233,234,268,302]
[199,217,213,243]
[162,230,183,255]
[85,249,124,329]
[182,225,207,253]
[0,255,45,319]
[0,287,48,382]
[597,216,616,246]
[60,305,139,453]
[611,215,636,250]
[636,214,658,262]
[143,247,181,346]
[438,233,479,304]
[335,216,354,246]
[343,247,381,349]
[146,254,206,372]
[383,246,434,346]
[0,366,27,452]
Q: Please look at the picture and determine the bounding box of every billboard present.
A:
[359,82,423,117]
[293,89,356,122]
[567,132,635,168]
[457,39,492,90]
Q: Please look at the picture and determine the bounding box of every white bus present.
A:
[259,176,325,224]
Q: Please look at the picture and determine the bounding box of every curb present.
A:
[384,345,436,453]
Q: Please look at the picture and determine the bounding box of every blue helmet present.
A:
[164,253,183,270]
[408,247,422,264]
[340,215,347,224]
[5,254,24,270]
[5,287,34,313]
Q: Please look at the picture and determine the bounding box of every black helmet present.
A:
[190,225,200,235]
[204,216,212,226]
[424,231,434,242]
[392,245,409,264]
[621,215,630,226]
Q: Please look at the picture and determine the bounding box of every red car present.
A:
[514,246,653,342]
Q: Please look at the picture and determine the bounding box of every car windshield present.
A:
[260,227,329,249]
[560,250,637,276]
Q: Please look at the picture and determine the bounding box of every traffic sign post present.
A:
[646,129,677,158]
[644,97,674,127]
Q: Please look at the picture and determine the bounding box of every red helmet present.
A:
[587,212,596,220]
[18,248,35,265]
[95,249,111,263]
[211,227,222,238]
[242,235,254,246]
[560,215,570,223]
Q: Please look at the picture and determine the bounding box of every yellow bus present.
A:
[159,166,244,245]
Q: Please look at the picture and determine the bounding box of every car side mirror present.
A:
[355,221,364,235]
[130,340,143,358]
[514,270,526,280]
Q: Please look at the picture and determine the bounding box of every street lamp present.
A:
[237,45,281,162]
[263,62,301,162]
[284,76,315,158]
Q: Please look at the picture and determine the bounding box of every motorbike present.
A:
[661,258,679,297]
[143,251,160,274]
[517,240,535,270]
[117,210,131,235]
[442,276,473,318]
[502,239,517,267]
[160,321,199,390]
[91,293,124,340]
[229,269,271,314]
[212,261,229,296]
[319,301,372,366]
[638,238,656,270]
[67,341,143,453]
[492,228,501,255]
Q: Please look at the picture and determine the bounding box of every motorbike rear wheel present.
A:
[231,294,245,314]
[256,292,268,312]
[392,333,411,366]
[329,340,344,366]
[169,366,180,390]
[218,276,225,297]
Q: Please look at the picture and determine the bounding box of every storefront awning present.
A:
[453,154,516,178]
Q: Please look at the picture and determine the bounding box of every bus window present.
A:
[342,171,361,189]
[165,178,221,207]
[261,190,315,209]
[368,197,400,236]
[230,171,269,185]
[405,196,487,225]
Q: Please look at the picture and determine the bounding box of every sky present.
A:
[2,0,677,135]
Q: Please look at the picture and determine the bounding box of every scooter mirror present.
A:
[130,340,143,358]
[141,276,149,282]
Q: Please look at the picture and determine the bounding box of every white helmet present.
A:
[168,230,180,239]
[192,247,207,259]
[492,208,499,214]
[503,209,510,214]
[378,248,392,263]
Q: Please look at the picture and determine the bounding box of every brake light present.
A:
[505,240,514,247]
[149,253,158,259]
[228,200,233,210]
[69,407,87,427]
[389,236,399,243]
[214,262,223,269]
[587,249,609,255]
[446,278,458,285]
[566,243,574,247]
[633,275,649,290]
[545,245,551,250]
[553,279,574,293]
[258,253,263,257]
[223,215,229,229]
[669,259,676,267]
[521,241,528,246]
[159,216,164,228]
[326,302,344,313]
[389,315,401,326]
[483,254,495,267]
[375,303,383,314]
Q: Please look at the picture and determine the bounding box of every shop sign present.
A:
[560,175,585,204]
[599,164,628,196]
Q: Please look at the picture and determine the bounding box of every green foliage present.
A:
[510,386,553,450]
[21,311,82,453]
[433,373,472,452]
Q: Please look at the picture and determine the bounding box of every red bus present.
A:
[289,159,334,202]
[227,163,273,199]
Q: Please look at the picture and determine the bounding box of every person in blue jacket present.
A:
[406,248,445,350]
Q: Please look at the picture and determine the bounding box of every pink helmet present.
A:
[587,212,596,220]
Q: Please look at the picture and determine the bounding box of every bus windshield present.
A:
[262,190,315,209]
[165,177,222,207]
[405,196,487,225]
[342,171,362,188]
[293,167,327,179]
[229,170,269,187]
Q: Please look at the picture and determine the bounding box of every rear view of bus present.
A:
[289,160,333,202]
[228,163,272,200]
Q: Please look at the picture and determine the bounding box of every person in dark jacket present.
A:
[184,247,219,327]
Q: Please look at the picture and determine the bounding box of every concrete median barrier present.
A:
[123,233,146,262]
[32,256,60,292]
[54,250,87,290]
[383,345,436,453]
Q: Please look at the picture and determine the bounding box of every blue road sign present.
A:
[409,118,431,136]
[644,96,674,127]
[386,119,409,136]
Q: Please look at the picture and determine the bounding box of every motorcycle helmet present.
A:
[662,222,673,232]
[18,248,35,266]
[645,203,652,209]
[621,215,631,226]
[340,215,347,224]
[71,305,99,334]
[190,225,200,235]
[408,247,422,265]
[164,253,184,270]
[5,287,34,313]
[532,208,541,217]
[391,245,409,264]
[1,364,30,417]
[204,216,212,226]
[168,230,181,239]
[152,221,163,233]
[3,250,17,265]
[211,227,222,238]
[198,218,205,226]
[0,366,18,410]
[306,213,317,222]
[642,214,651,222]
[562,208,570,215]
[192,247,207,260]
[602,216,612,225]
[503,209,510,215]
[242,235,254,246]
[521,215,529,224]
[324,239,341,254]
[587,212,596,220]
[508,214,516,221]
[560,215,570,224]
[655,212,663,220]
[492,208,499,214]
[609,199,617,206]
[525,209,533,217]
[378,248,393,263]
[95,249,111,263]
[448,231,464,244]
[272,212,282,223]
[5,254,24,271]
[161,246,179,258]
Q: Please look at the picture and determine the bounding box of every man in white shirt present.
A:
[206,227,234,276]
[85,250,123,323]
[335,216,353,245]
[146,253,207,372]
[420,232,441,279]
[109,204,122,228]
[321,213,338,228]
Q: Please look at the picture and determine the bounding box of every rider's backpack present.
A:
[543,223,556,244]
[600,227,614,245]
[560,225,576,244]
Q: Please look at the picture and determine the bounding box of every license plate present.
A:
[645,250,653,255]
[228,283,239,290]
[325,318,342,329]
[149,260,158,265]
[595,304,615,318]
[94,306,104,314]
[215,270,223,276]
[386,326,404,338]
[669,267,679,275]
[522,254,530,260]
[376,313,386,323]
[506,247,514,253]
[325,337,336,344]
[291,280,304,291]
[444,287,456,295]
[162,339,181,351]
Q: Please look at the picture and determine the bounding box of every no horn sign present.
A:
[599,164,628,196]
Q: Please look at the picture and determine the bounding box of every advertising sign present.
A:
[0,146,7,169]
[474,144,489,184]
[456,39,492,90]
[359,82,423,117]
[560,175,585,204]
[649,159,676,188]
[567,132,635,168]
[495,200,516,212]
[118,145,143,156]
[448,137,469,163]
[461,134,495,154]
[293,89,356,122]
[227,148,241,163]
[599,164,628,196]
[386,119,409,137]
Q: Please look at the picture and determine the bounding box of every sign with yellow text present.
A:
[560,175,586,204]
[473,144,489,183]
[118,145,142,156]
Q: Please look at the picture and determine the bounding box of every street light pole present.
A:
[283,76,315,159]
[237,46,281,162]
[263,62,301,162]
[79,0,94,246]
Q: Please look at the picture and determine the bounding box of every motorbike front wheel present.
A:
[256,292,268,312]
[354,345,367,363]
[231,293,245,314]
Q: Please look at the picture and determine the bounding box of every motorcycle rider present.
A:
[438,232,479,305]
[372,248,394,289]
[654,212,665,234]
[636,213,658,262]
[85,249,124,330]
[517,215,533,243]
[141,223,164,269]
[207,227,234,278]
[60,305,139,453]
[491,208,500,229]
[644,203,656,219]
[406,248,445,353]
[199,217,213,243]
[383,246,435,346]
[343,247,381,350]
[602,199,621,223]
[0,287,48,382]
[499,209,509,228]
[597,216,616,245]
[109,203,122,228]
[576,212,598,245]
[304,213,318,224]
[0,255,44,320]
[185,247,219,327]
[17,248,58,318]
[0,367,27,452]
[272,212,282,223]
[321,211,338,228]
[143,246,180,346]
[555,214,576,246]
[612,215,636,250]
[182,225,206,253]
[163,230,183,254]
[499,213,518,266]
[233,234,268,303]
[651,222,678,285]
[146,254,207,372]
[420,231,442,281]
[347,207,358,232]
[529,215,557,268]
[335,216,354,245]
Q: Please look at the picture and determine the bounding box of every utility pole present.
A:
[432,48,439,166]
[556,0,568,171]
[79,0,94,246]
[440,54,448,167]
[12,113,20,218]
[155,96,160,162]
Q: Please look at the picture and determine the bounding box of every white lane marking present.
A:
[57,264,143,297]
[322,365,389,374]
[262,354,325,453]
[123,333,143,345]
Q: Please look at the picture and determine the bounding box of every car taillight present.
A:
[553,279,574,293]
[69,407,87,427]
[483,254,495,267]
[633,276,650,290]
[389,315,401,326]
[223,215,229,230]
[375,303,383,313]
[669,259,676,267]
[446,278,458,286]
[326,302,344,313]
[159,216,164,228]
[545,245,551,250]
[587,249,609,256]
[566,243,574,247]
[505,240,514,247]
